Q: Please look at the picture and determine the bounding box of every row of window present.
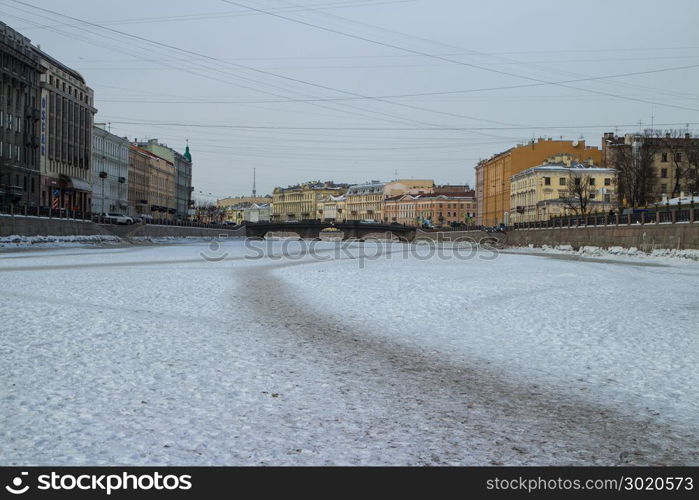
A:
[93,136,128,160]
[48,74,90,105]
[0,141,21,161]
[661,152,683,163]
[0,110,21,132]
[543,176,612,186]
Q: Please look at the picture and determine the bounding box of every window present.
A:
[604,178,611,186]
[674,153,682,162]
[589,178,595,185]
[604,194,611,203]
[590,193,595,199]
[544,177,551,185]
[574,177,581,186]
[661,183,668,193]
[559,177,566,186]
[661,152,668,162]
[661,168,668,178]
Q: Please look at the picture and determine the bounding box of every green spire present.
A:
[184,139,192,162]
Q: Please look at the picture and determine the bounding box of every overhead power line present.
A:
[220,0,699,113]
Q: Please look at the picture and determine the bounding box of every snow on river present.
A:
[1,240,697,465]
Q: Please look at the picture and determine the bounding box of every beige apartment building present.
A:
[271,181,348,221]
[510,155,617,223]
[345,180,385,221]
[128,144,175,220]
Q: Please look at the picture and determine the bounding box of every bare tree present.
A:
[563,171,595,217]
[658,130,695,198]
[685,140,699,195]
[605,130,659,208]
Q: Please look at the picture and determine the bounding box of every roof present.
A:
[512,162,615,180]
[32,45,86,84]
[129,144,174,165]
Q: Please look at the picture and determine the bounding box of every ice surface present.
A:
[1,240,697,465]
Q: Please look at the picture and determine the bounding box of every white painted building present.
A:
[91,123,129,214]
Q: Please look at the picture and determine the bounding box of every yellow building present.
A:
[345,181,386,222]
[271,181,348,222]
[318,194,346,222]
[510,156,617,223]
[475,138,603,226]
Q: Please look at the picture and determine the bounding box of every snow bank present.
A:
[0,234,121,248]
[525,244,699,261]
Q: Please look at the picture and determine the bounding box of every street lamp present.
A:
[99,171,107,216]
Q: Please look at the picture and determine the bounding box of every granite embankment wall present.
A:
[415,223,699,251]
[0,215,112,237]
[103,223,246,239]
[0,216,245,239]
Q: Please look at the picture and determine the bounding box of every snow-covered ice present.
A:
[0,240,697,465]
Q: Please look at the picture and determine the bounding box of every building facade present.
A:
[127,145,148,218]
[244,203,271,223]
[383,194,416,225]
[318,194,346,222]
[0,22,41,207]
[136,138,192,219]
[602,131,699,206]
[510,157,617,223]
[384,192,475,227]
[345,180,385,222]
[128,144,176,220]
[475,138,602,226]
[34,46,96,213]
[271,181,348,222]
[91,123,129,214]
[414,193,476,227]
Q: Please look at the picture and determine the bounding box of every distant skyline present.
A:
[5,0,699,201]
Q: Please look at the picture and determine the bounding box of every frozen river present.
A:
[1,239,697,465]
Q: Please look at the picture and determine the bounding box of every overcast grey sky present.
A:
[4,0,699,200]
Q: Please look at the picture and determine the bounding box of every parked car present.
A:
[104,212,133,225]
[359,219,378,224]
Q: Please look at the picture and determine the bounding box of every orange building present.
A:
[475,138,602,226]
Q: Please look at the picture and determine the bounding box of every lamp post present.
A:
[99,171,107,216]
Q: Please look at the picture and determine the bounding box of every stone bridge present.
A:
[243,221,417,241]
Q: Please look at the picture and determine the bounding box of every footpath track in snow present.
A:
[236,255,698,466]
[0,241,697,465]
